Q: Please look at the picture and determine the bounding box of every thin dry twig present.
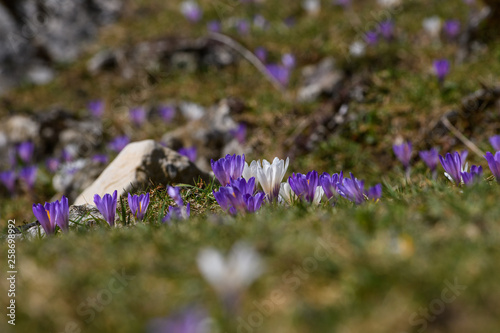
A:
[208,32,286,93]
[440,115,485,158]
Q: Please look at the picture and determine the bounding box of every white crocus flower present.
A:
[312,186,325,205]
[197,242,264,303]
[258,157,289,201]
[422,16,442,39]
[377,0,401,8]
[349,41,366,57]
[302,0,321,15]
[279,181,296,205]
[242,160,260,188]
[243,157,289,201]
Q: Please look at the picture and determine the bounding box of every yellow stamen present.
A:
[46,210,51,221]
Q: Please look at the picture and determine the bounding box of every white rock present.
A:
[74,140,210,205]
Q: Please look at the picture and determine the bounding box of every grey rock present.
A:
[87,49,119,74]
[26,65,55,85]
[162,98,245,171]
[90,36,238,78]
[3,115,39,143]
[298,57,345,102]
[53,159,106,202]
[0,0,123,94]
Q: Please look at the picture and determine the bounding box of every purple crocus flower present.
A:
[180,1,202,23]
[335,0,352,8]
[213,186,236,214]
[319,171,344,200]
[213,177,264,214]
[489,135,500,151]
[485,151,500,182]
[87,100,105,117]
[282,53,296,69]
[244,192,265,213]
[433,59,450,83]
[61,149,73,162]
[266,64,290,87]
[0,170,16,193]
[92,154,108,164]
[53,195,69,232]
[178,147,197,162]
[443,20,460,39]
[158,105,176,123]
[128,193,150,221]
[419,148,439,172]
[147,307,209,333]
[32,196,69,235]
[288,171,320,203]
[364,30,379,45]
[253,15,268,30]
[210,154,245,186]
[337,173,366,205]
[163,203,191,223]
[94,190,118,227]
[379,20,395,40]
[230,177,256,197]
[46,158,59,173]
[207,20,221,32]
[167,186,184,207]
[284,16,296,27]
[460,150,468,167]
[255,47,267,63]
[163,186,191,223]
[366,184,382,201]
[129,107,146,127]
[230,123,247,144]
[17,141,34,164]
[393,141,412,178]
[19,165,37,190]
[237,19,250,35]
[108,135,130,153]
[439,152,462,185]
[461,165,483,186]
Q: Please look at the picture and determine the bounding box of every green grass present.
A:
[3,180,500,332]
[2,0,500,332]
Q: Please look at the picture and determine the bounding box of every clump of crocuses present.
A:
[213,177,265,215]
[319,171,344,204]
[287,171,324,204]
[94,190,118,227]
[32,196,69,235]
[337,173,382,204]
[128,193,150,221]
[439,151,479,185]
